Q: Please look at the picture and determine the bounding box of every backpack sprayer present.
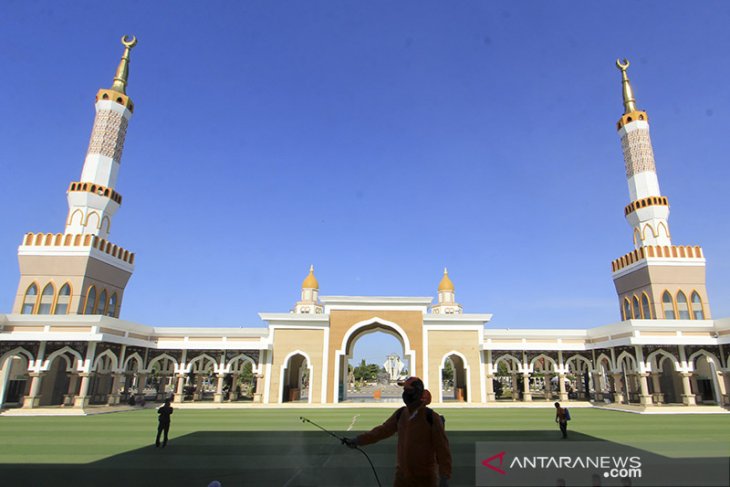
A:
[299,416,382,487]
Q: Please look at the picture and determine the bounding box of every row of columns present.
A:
[20,369,266,408]
[484,371,570,402]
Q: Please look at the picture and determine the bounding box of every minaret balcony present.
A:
[68,182,122,204]
[624,196,668,216]
[611,245,704,274]
[20,232,135,268]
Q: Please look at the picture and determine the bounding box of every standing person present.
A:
[344,377,452,487]
[155,399,174,448]
[554,402,568,439]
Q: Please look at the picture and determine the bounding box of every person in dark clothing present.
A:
[554,402,568,439]
[344,377,452,487]
[156,399,174,447]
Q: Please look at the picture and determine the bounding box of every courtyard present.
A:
[0,407,727,486]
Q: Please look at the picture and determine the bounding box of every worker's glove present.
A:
[342,437,358,449]
[438,476,449,487]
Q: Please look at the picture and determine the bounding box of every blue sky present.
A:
[2,2,729,366]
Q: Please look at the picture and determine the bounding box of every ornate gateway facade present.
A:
[1,41,728,410]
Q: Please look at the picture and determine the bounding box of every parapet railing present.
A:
[22,232,134,264]
[611,245,703,272]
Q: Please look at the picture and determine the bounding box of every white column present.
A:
[63,373,80,406]
[214,373,225,403]
[650,372,664,404]
[193,374,204,401]
[681,372,696,406]
[638,373,653,406]
[591,371,602,401]
[135,372,147,401]
[558,373,568,402]
[522,372,532,402]
[155,374,167,401]
[714,371,728,405]
[690,375,701,404]
[253,374,264,403]
[230,373,240,401]
[612,373,624,404]
[174,374,186,403]
[22,372,45,408]
[485,350,496,401]
[74,373,92,408]
[544,373,553,401]
[107,372,124,405]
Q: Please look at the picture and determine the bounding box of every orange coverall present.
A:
[356,406,452,487]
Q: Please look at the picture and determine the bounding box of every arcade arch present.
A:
[0,348,33,407]
[689,351,722,404]
[493,354,522,401]
[280,351,312,403]
[439,351,469,402]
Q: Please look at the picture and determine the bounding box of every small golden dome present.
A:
[438,268,454,292]
[302,265,319,289]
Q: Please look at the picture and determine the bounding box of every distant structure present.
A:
[383,354,405,382]
[0,42,728,410]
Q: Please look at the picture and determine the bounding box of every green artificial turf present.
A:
[0,407,727,486]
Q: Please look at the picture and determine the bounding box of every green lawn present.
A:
[0,407,727,486]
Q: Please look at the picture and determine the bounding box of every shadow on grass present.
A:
[0,430,725,486]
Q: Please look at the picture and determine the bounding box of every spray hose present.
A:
[299,416,382,487]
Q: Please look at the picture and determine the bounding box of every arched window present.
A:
[84,286,97,315]
[632,295,641,319]
[21,283,38,314]
[37,283,55,314]
[107,293,118,318]
[54,283,71,315]
[622,298,632,320]
[676,291,690,320]
[691,292,705,320]
[97,289,108,315]
[641,293,652,319]
[662,291,676,319]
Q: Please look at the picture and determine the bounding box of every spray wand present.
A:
[299,416,382,487]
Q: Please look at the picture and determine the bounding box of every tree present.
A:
[442,359,454,383]
[353,359,380,381]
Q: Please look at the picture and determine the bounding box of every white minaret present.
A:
[611,59,711,323]
[294,265,324,314]
[431,268,462,315]
[615,59,671,249]
[13,36,139,318]
[64,36,138,239]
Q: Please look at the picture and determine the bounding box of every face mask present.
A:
[402,388,421,405]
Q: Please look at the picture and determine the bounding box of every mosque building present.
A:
[0,39,728,411]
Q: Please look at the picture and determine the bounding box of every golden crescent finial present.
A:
[616,58,630,71]
[121,35,138,49]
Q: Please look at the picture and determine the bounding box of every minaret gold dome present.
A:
[302,265,319,289]
[438,268,455,292]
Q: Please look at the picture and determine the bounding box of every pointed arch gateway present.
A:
[333,317,417,404]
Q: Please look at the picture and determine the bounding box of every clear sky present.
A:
[2,2,729,366]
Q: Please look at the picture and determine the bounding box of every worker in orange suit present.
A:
[344,377,452,487]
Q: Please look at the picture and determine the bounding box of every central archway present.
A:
[333,317,416,403]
